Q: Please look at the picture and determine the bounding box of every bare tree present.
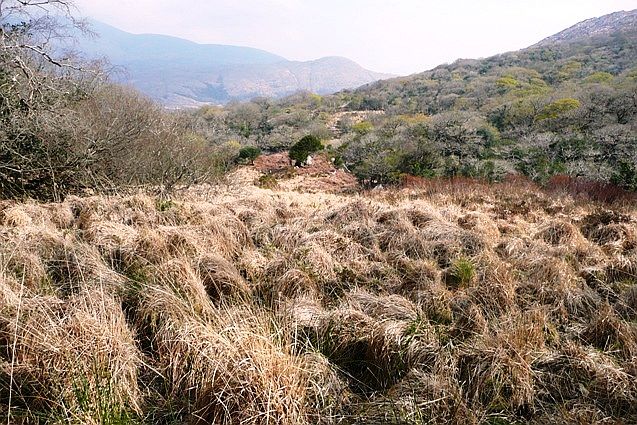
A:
[0,0,104,200]
[0,2,223,200]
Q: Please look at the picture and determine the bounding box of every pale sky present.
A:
[74,0,637,75]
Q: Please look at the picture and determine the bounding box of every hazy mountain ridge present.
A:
[80,20,392,107]
[80,19,286,66]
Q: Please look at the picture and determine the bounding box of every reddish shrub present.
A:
[545,175,636,204]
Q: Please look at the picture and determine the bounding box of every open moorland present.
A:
[1,163,636,424]
[2,2,637,423]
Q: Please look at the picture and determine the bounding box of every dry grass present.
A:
[0,173,635,424]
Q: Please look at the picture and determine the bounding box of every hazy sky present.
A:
[74,0,637,75]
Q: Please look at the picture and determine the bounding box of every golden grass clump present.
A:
[581,303,637,360]
[298,351,352,424]
[605,254,637,284]
[272,267,321,301]
[150,307,316,425]
[378,368,477,424]
[324,199,379,227]
[376,211,432,260]
[617,284,637,320]
[1,205,34,227]
[197,253,251,303]
[533,342,637,418]
[137,258,215,326]
[0,289,142,423]
[450,296,488,339]
[340,221,379,250]
[516,255,601,320]
[345,289,420,322]
[457,312,548,415]
[536,219,581,246]
[196,214,253,259]
[314,307,409,393]
[469,254,517,318]
[394,257,441,296]
[0,203,72,229]
[293,242,338,284]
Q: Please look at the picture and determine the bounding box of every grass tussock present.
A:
[0,180,635,423]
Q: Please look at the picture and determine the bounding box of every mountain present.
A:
[345,9,637,111]
[535,9,637,47]
[80,19,286,66]
[77,20,392,107]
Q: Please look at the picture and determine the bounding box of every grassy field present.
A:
[0,167,636,424]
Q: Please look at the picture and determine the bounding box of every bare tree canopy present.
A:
[0,0,96,200]
[0,1,230,200]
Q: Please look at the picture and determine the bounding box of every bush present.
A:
[74,86,222,193]
[536,98,582,121]
[289,135,323,166]
[256,174,278,189]
[611,161,637,191]
[238,146,261,164]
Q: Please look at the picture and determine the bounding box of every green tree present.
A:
[611,161,637,191]
[289,135,323,165]
[238,146,261,164]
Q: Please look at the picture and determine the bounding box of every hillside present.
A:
[78,20,392,107]
[348,9,637,111]
[536,9,637,47]
[193,9,637,191]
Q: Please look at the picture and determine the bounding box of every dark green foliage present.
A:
[612,161,637,191]
[289,135,323,165]
[516,149,567,184]
[238,146,261,164]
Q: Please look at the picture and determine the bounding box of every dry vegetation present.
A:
[0,167,636,424]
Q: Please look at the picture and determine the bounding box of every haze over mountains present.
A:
[78,20,392,108]
[80,10,637,109]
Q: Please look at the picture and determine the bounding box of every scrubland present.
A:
[0,170,636,424]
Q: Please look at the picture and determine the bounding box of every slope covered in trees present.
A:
[196,10,637,191]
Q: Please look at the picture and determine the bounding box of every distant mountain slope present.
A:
[80,20,285,66]
[79,20,392,107]
[536,9,637,47]
[345,9,637,113]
